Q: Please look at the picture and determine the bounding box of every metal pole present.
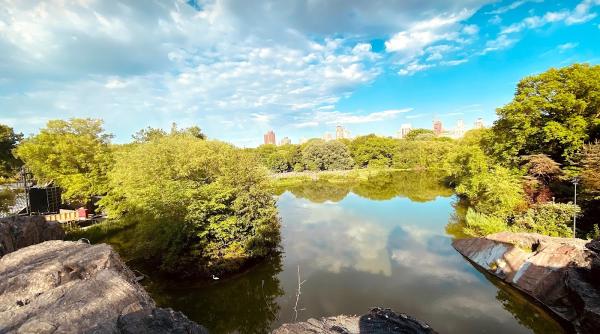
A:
[573,182,577,238]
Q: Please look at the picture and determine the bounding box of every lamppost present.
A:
[572,177,579,238]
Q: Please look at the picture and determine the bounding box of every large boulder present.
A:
[0,240,204,333]
[453,232,599,333]
[273,307,437,334]
[0,215,64,256]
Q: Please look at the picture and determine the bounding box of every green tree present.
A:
[14,119,113,204]
[301,140,354,171]
[0,124,23,179]
[394,140,455,170]
[488,64,600,165]
[404,128,436,141]
[446,145,525,217]
[132,127,168,143]
[350,134,397,168]
[100,135,280,275]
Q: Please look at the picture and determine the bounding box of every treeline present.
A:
[3,120,280,277]
[250,130,454,173]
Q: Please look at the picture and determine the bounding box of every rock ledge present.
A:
[453,232,600,333]
[273,307,437,334]
[0,240,206,334]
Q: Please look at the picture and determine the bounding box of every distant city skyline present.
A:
[261,116,487,145]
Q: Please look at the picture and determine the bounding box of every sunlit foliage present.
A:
[14,119,112,204]
[100,134,280,275]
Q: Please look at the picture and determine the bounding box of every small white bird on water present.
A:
[212,274,220,280]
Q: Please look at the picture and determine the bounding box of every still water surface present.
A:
[138,171,565,333]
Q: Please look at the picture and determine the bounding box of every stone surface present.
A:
[272,307,437,334]
[0,240,202,334]
[0,215,65,256]
[453,232,600,333]
[117,308,209,334]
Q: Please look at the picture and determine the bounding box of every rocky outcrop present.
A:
[0,240,205,333]
[117,308,208,334]
[453,232,600,333]
[273,307,437,334]
[0,215,65,256]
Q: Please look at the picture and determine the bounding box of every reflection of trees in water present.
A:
[473,263,566,334]
[445,200,471,239]
[352,171,452,202]
[145,253,284,334]
[288,180,350,203]
[283,171,452,203]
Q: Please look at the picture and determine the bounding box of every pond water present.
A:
[135,171,565,333]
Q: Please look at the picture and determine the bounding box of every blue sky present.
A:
[1,0,599,146]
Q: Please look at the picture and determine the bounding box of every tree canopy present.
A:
[100,134,280,275]
[488,63,600,165]
[14,119,113,203]
[301,140,354,171]
[350,134,397,168]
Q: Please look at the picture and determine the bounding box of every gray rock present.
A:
[453,232,600,333]
[0,215,64,256]
[0,240,205,334]
[117,308,209,334]
[273,307,437,334]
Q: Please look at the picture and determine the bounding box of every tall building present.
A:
[474,118,485,129]
[433,120,443,136]
[397,123,412,139]
[279,137,291,145]
[263,130,276,145]
[323,132,333,141]
[335,125,351,140]
[454,119,465,138]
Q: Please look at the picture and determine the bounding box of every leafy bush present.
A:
[350,134,397,168]
[513,203,579,237]
[446,145,526,217]
[301,140,354,171]
[100,135,280,276]
[14,119,113,204]
[393,140,455,169]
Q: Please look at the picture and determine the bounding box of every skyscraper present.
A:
[335,125,350,139]
[279,137,291,145]
[474,118,485,129]
[454,119,465,138]
[433,120,443,136]
[323,132,333,141]
[397,123,412,139]
[263,130,276,145]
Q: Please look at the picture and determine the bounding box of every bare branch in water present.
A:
[293,264,306,321]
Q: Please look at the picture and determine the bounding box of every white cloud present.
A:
[558,42,578,51]
[294,121,319,128]
[480,34,517,54]
[398,62,436,76]
[385,9,474,61]
[485,0,543,15]
[463,24,479,35]
[500,0,600,34]
[384,7,485,75]
[489,15,502,25]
